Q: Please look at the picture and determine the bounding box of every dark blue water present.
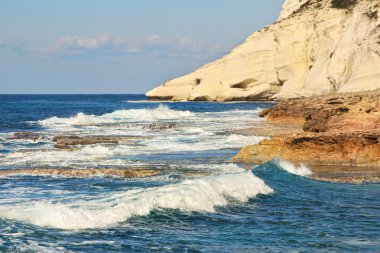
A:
[0,94,270,132]
[0,95,379,252]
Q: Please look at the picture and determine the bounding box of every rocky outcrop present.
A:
[265,89,380,128]
[0,168,160,178]
[308,164,380,183]
[146,0,380,101]
[52,135,146,149]
[233,90,380,167]
[234,131,380,166]
[8,132,43,142]
[141,123,177,130]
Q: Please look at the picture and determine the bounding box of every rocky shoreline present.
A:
[5,91,379,183]
[233,89,380,183]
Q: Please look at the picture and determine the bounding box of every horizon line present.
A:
[0,93,147,95]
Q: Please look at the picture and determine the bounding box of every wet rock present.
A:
[0,168,161,178]
[258,108,272,118]
[237,123,303,137]
[141,123,177,130]
[8,132,43,142]
[309,164,380,184]
[52,135,144,149]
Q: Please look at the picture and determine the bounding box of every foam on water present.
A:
[38,105,193,127]
[17,240,72,253]
[1,145,114,167]
[186,163,247,174]
[131,134,266,153]
[276,159,313,176]
[0,171,273,230]
[0,134,265,168]
[125,100,182,104]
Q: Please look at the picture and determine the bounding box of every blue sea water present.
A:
[0,95,379,252]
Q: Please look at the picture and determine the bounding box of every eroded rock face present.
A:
[266,89,380,132]
[233,131,380,166]
[146,0,380,101]
[233,90,380,166]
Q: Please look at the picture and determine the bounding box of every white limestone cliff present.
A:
[146,0,380,101]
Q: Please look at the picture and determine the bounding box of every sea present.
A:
[0,94,379,252]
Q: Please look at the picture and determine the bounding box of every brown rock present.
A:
[52,135,144,149]
[142,123,177,130]
[308,164,380,184]
[0,168,160,178]
[8,132,43,142]
[233,90,380,177]
[266,89,380,133]
[258,108,272,118]
[233,131,380,166]
[303,107,350,132]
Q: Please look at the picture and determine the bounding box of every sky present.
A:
[0,0,283,94]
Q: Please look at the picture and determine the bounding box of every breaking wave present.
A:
[38,105,194,127]
[0,171,273,230]
[276,159,313,176]
[1,134,265,167]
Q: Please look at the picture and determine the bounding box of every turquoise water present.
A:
[0,95,379,252]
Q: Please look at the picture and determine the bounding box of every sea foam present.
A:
[0,171,273,230]
[0,133,265,168]
[276,159,313,176]
[38,105,193,127]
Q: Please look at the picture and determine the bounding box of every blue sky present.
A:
[0,0,282,94]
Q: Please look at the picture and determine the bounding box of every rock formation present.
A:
[52,135,146,149]
[0,168,160,178]
[8,132,43,142]
[233,89,380,167]
[234,131,380,166]
[146,0,380,101]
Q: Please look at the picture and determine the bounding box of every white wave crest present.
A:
[0,172,272,230]
[277,159,313,176]
[0,134,266,168]
[125,100,183,104]
[185,163,247,174]
[136,134,266,153]
[38,105,193,127]
[1,145,115,166]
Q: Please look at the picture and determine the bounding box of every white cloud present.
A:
[146,34,166,46]
[33,33,232,59]
[34,33,115,57]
